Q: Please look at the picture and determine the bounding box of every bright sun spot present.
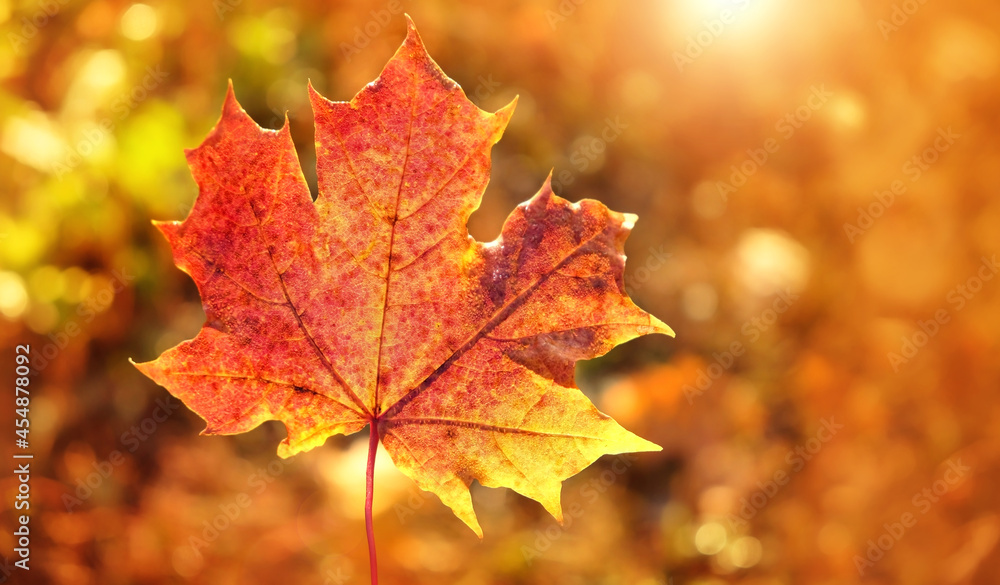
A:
[121,3,158,41]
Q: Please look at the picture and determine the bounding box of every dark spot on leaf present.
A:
[480,262,509,307]
[422,58,458,90]
[206,316,230,334]
[506,328,598,387]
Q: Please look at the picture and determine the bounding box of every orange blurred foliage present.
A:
[1,0,998,584]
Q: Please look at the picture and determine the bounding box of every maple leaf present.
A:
[132,18,673,542]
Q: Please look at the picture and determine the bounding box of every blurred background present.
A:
[2,0,999,583]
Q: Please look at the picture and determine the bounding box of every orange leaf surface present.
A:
[132,18,673,537]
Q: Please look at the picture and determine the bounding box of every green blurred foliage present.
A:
[1,0,999,584]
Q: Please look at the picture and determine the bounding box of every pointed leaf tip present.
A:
[222,80,240,115]
[403,14,424,51]
[531,174,556,207]
[488,96,518,141]
[498,94,518,116]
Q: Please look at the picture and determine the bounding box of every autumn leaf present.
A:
[132,17,673,543]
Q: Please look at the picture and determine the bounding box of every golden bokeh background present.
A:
[2,0,999,583]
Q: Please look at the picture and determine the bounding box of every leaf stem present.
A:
[366,420,379,585]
